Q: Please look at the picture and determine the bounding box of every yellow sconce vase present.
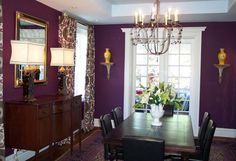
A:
[218,48,227,65]
[104,48,111,64]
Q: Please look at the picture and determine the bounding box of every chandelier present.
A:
[131,0,183,55]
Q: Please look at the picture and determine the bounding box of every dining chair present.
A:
[172,119,216,161]
[195,112,210,149]
[111,106,123,127]
[122,136,165,161]
[99,114,123,161]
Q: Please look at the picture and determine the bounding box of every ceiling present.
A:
[37,0,236,24]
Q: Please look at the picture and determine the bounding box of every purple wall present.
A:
[3,0,61,101]
[94,25,130,117]
[94,22,236,129]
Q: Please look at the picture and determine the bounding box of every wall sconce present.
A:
[214,48,230,84]
[100,48,114,80]
[50,48,74,95]
[10,40,45,101]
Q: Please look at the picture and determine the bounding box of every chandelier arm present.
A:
[160,33,171,55]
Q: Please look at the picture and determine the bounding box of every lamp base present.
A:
[23,71,36,102]
[57,72,67,96]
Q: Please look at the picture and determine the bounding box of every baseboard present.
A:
[94,118,100,127]
[6,145,50,161]
[94,118,236,138]
[6,150,35,161]
[215,127,236,138]
[94,118,115,128]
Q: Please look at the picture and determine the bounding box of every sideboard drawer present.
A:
[38,105,50,118]
[52,100,71,114]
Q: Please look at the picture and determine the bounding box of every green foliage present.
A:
[134,81,182,110]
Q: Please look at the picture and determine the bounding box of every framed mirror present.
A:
[14,11,48,87]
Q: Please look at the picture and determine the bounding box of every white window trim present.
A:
[121,27,206,136]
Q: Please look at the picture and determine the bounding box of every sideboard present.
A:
[4,95,82,159]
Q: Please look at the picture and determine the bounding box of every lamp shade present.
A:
[50,48,74,66]
[10,40,45,65]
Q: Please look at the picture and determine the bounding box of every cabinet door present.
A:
[5,103,37,150]
[52,100,71,142]
[38,104,51,148]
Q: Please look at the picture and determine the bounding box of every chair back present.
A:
[99,114,113,160]
[100,114,113,137]
[202,119,216,161]
[198,112,210,145]
[111,106,123,127]
[123,136,165,161]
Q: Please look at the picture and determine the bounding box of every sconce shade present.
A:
[10,40,45,65]
[50,48,74,66]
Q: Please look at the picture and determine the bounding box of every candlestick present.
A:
[165,12,168,25]
[135,12,138,24]
[151,7,156,20]
[138,10,142,22]
[142,14,144,25]
[168,8,172,20]
[174,10,178,22]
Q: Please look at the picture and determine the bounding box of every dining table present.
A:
[104,112,196,159]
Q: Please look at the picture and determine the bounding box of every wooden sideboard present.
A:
[4,95,82,159]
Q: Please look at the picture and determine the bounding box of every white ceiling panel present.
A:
[37,0,236,24]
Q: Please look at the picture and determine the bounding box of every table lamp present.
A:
[10,40,45,101]
[50,48,74,95]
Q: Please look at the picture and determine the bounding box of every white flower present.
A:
[140,93,150,104]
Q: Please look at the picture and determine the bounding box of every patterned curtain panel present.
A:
[0,0,4,159]
[58,14,76,96]
[83,26,95,132]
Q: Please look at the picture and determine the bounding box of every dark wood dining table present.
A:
[104,112,196,154]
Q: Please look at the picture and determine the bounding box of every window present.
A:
[74,23,88,98]
[135,41,192,114]
[122,27,206,136]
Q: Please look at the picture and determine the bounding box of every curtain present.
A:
[58,14,77,96]
[82,26,95,132]
[0,1,4,159]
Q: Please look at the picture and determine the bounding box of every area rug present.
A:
[56,130,105,161]
[210,139,236,161]
[57,129,236,161]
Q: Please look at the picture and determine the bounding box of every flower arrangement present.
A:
[134,81,182,110]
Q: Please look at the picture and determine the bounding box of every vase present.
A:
[150,104,165,126]
[218,48,227,65]
[104,48,111,64]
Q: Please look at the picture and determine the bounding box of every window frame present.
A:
[122,27,206,136]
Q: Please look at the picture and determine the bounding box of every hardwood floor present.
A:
[27,127,101,161]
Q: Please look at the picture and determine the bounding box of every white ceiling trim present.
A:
[112,0,228,17]
[37,0,236,24]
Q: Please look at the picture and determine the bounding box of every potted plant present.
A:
[134,81,182,126]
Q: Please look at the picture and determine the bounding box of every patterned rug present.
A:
[57,130,236,161]
[56,130,104,161]
[210,139,236,161]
